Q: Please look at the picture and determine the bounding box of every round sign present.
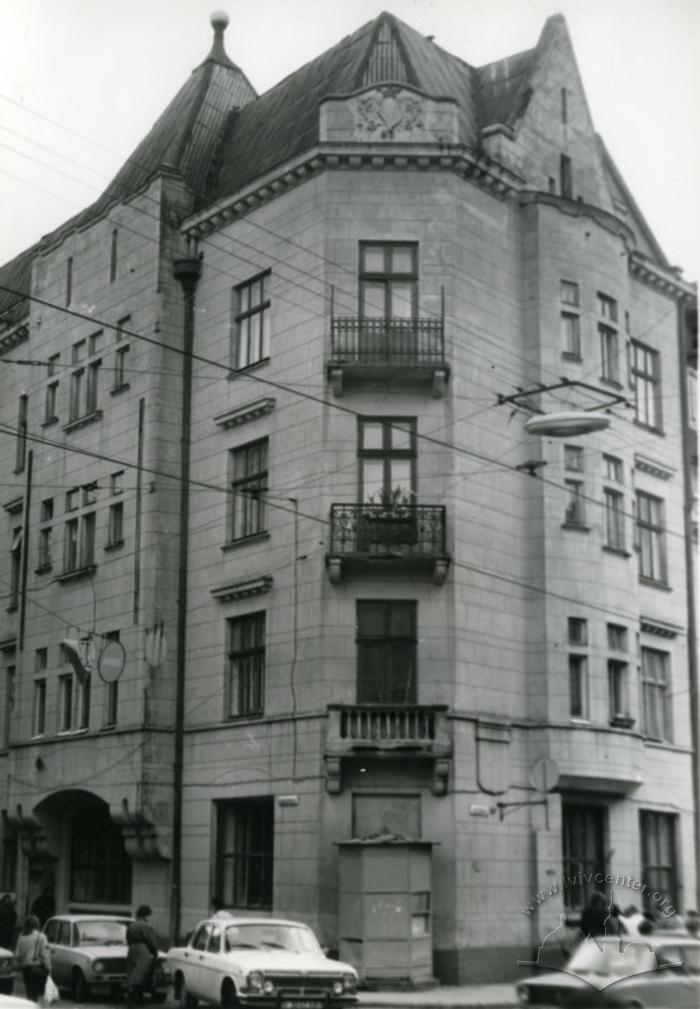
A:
[98,639,126,684]
[529,757,560,793]
[524,411,610,437]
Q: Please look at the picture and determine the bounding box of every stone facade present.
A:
[0,9,696,986]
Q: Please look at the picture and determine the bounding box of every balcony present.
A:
[327,317,449,397]
[324,704,452,795]
[327,503,450,584]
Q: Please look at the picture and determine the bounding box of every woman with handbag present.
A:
[15,915,51,1002]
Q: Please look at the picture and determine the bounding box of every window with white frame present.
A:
[603,458,625,553]
[607,623,630,726]
[359,242,417,319]
[63,485,96,574]
[232,271,271,370]
[68,333,102,422]
[599,324,619,384]
[641,647,672,741]
[560,281,581,359]
[636,491,666,584]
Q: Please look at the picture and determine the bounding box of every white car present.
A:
[167,917,358,1008]
[42,914,168,1002]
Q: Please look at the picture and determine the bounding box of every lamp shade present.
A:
[524,410,610,437]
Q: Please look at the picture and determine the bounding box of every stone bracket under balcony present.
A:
[324,704,452,796]
[327,503,450,585]
[328,317,449,397]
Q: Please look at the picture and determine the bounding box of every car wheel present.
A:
[72,969,89,1003]
[220,978,240,1009]
[175,973,198,1009]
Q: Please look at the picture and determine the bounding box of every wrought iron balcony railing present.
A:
[324,704,452,795]
[328,503,449,584]
[328,317,449,397]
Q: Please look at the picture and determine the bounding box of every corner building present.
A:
[0,12,697,984]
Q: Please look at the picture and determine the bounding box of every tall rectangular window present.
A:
[113,316,130,390]
[560,154,572,199]
[568,617,588,719]
[69,369,83,423]
[636,491,666,583]
[229,439,268,541]
[356,600,417,703]
[15,394,27,473]
[107,501,123,547]
[59,674,73,732]
[233,271,271,370]
[599,326,619,384]
[604,488,625,551]
[640,812,677,909]
[103,631,120,728]
[9,527,22,611]
[63,486,96,574]
[563,445,585,526]
[562,804,606,910]
[641,648,672,741]
[560,313,581,359]
[76,675,90,730]
[359,242,417,319]
[69,334,102,421]
[66,256,73,307]
[216,798,273,909]
[45,356,60,424]
[603,454,623,484]
[32,680,47,737]
[110,229,118,283]
[226,613,265,718]
[631,341,661,430]
[358,417,416,503]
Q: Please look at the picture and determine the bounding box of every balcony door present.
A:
[358,417,416,504]
[356,600,417,703]
[359,242,417,360]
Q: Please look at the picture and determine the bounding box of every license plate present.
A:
[281,1002,323,1009]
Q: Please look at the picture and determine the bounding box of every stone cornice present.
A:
[182,143,525,240]
[629,252,695,302]
[640,616,683,638]
[210,575,273,603]
[634,453,676,481]
[2,497,23,515]
[214,397,276,430]
[0,321,29,353]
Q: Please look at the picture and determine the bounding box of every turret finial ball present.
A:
[211,11,229,30]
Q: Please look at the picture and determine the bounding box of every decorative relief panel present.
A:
[320,85,459,145]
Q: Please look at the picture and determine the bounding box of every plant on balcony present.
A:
[361,487,418,549]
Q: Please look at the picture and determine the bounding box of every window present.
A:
[69,334,102,422]
[358,417,416,502]
[103,631,120,728]
[641,648,672,741]
[599,326,619,384]
[561,87,568,124]
[216,798,273,909]
[564,445,583,472]
[608,622,630,725]
[15,394,27,473]
[597,293,618,322]
[604,488,625,551]
[59,674,73,732]
[640,812,677,910]
[561,314,581,359]
[110,229,118,283]
[66,257,73,307]
[233,271,271,370]
[110,471,124,495]
[560,281,579,307]
[568,617,588,718]
[32,680,47,737]
[631,341,661,430]
[107,502,123,547]
[76,675,90,730]
[3,668,14,751]
[8,527,22,611]
[562,804,606,910]
[607,623,628,651]
[636,491,666,583]
[113,317,130,390]
[226,613,265,718]
[45,357,60,424]
[356,600,417,703]
[603,455,623,483]
[560,154,572,199]
[564,481,585,526]
[70,806,131,903]
[229,439,268,541]
[359,242,417,319]
[63,488,96,574]
[35,648,47,673]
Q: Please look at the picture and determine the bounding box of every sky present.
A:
[0,0,698,281]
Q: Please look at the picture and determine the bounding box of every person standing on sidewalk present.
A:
[14,915,51,1003]
[126,905,158,1008]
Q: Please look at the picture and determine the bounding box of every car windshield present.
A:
[76,921,129,946]
[568,938,656,977]
[223,923,321,955]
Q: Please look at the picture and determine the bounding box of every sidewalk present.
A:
[356,983,518,1008]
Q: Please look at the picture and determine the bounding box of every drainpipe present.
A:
[170,254,202,945]
[677,298,699,909]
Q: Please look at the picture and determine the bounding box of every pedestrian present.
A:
[126,905,158,1008]
[0,894,17,949]
[14,915,51,1003]
[580,891,609,937]
[29,887,55,929]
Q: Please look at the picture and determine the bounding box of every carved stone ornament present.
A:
[355,86,425,139]
[111,798,171,861]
